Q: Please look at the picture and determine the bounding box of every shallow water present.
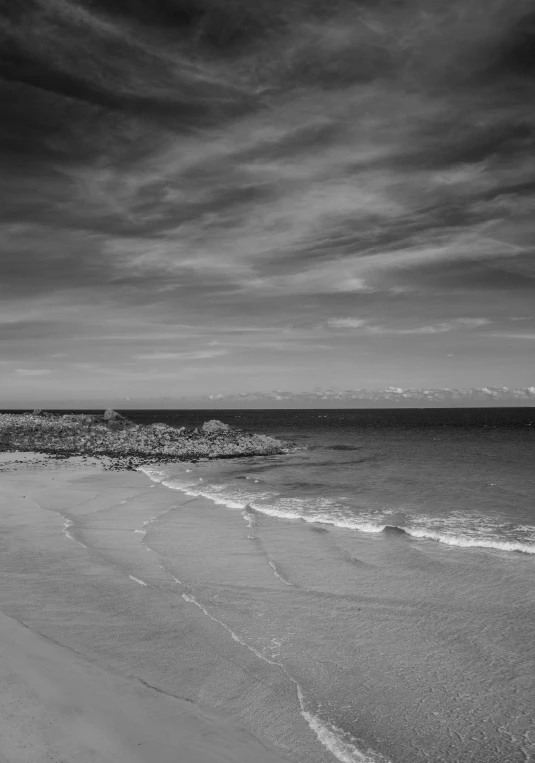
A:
[1,409,533,763]
[135,408,535,762]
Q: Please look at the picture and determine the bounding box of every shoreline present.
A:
[0,451,383,763]
[0,452,299,763]
[1,450,531,763]
[138,459,535,556]
[0,605,289,763]
[135,462,392,763]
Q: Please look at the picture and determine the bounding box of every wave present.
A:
[242,507,256,529]
[61,517,87,547]
[382,525,407,536]
[132,511,177,539]
[138,466,535,556]
[268,559,292,586]
[180,589,388,762]
[242,505,535,555]
[297,687,390,763]
[246,501,388,535]
[132,483,391,761]
[129,575,147,586]
[138,465,276,510]
[402,527,535,554]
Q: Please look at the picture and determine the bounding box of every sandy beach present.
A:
[3,442,531,763]
[0,454,294,763]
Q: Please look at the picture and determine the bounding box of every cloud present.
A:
[247,269,373,295]
[390,318,491,334]
[327,318,369,329]
[186,386,535,406]
[327,317,490,334]
[491,332,535,339]
[135,349,228,360]
[14,368,52,376]
[1,0,535,399]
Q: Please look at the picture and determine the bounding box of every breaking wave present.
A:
[138,467,535,555]
[401,527,535,554]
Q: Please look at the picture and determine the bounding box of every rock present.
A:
[103,408,124,421]
[106,419,124,430]
[0,412,288,465]
[201,419,232,434]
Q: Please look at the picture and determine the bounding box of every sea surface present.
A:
[125,408,535,763]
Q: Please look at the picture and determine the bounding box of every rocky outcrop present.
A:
[201,419,232,434]
[0,411,286,465]
[103,408,125,422]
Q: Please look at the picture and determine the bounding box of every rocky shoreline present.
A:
[0,410,287,469]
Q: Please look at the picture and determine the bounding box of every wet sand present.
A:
[0,454,293,763]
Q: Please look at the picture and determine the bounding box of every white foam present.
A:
[180,591,389,763]
[250,503,386,534]
[163,477,272,511]
[138,466,168,483]
[404,527,535,554]
[268,560,292,586]
[297,687,389,763]
[139,464,278,511]
[242,508,255,529]
[139,466,535,557]
[129,575,147,586]
[182,592,268,657]
[61,518,87,547]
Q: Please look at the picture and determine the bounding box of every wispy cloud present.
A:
[14,369,52,376]
[328,317,491,334]
[1,0,534,400]
[490,333,535,339]
[134,350,229,361]
[327,318,369,329]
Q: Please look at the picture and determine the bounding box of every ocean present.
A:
[126,408,535,763]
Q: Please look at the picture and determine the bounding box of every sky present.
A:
[1,0,534,406]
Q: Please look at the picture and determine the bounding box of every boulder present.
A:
[106,419,124,430]
[201,420,232,434]
[103,409,124,421]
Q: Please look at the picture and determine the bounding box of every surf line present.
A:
[268,560,292,586]
[141,467,390,761]
[129,575,148,586]
[61,517,87,547]
[180,589,389,763]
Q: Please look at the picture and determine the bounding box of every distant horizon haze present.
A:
[2,386,535,411]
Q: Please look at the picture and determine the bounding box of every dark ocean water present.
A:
[121,409,535,763]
